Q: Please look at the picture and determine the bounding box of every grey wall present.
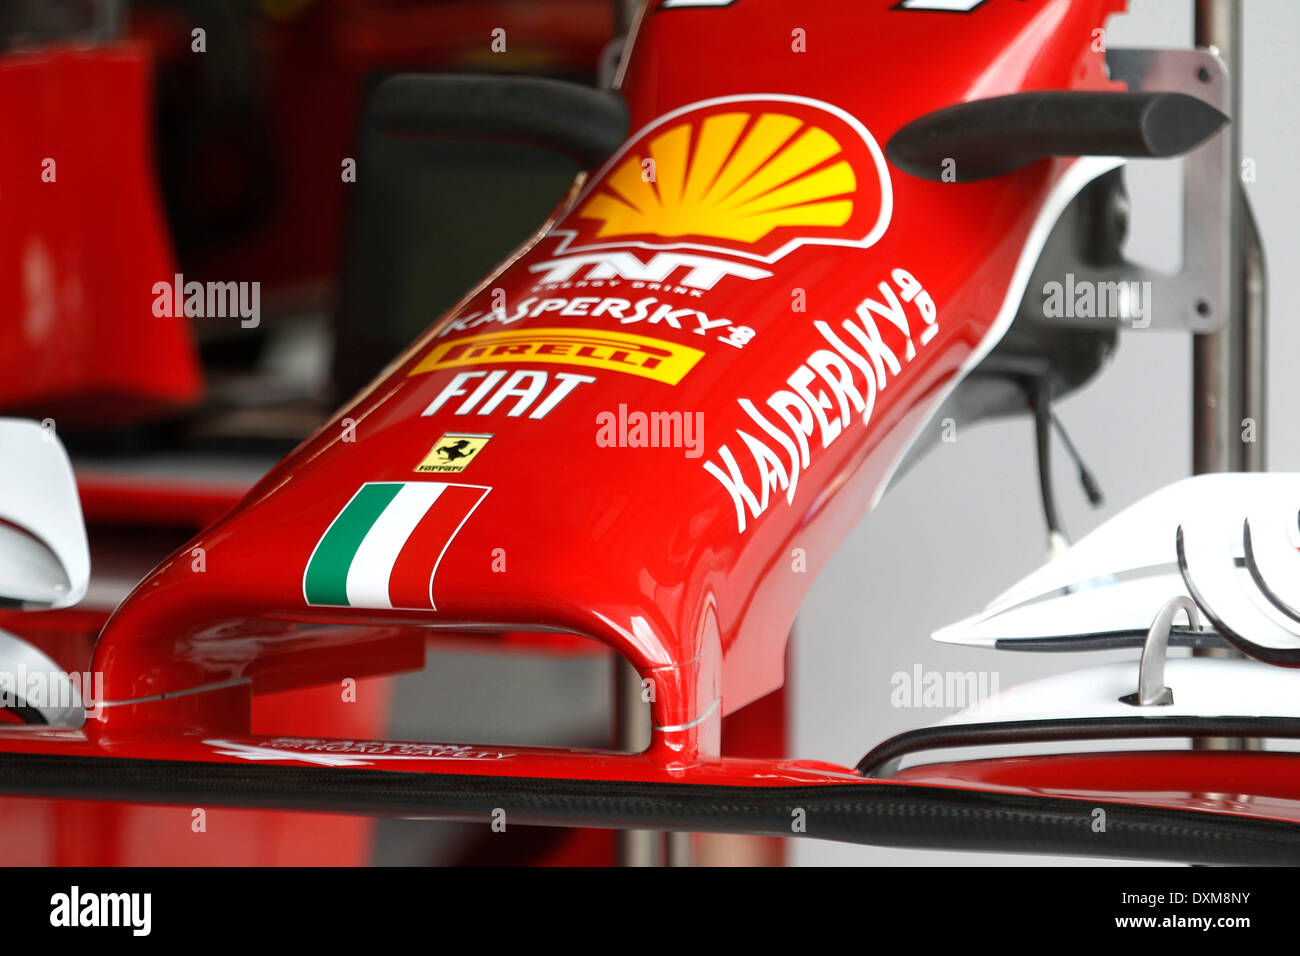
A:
[791,0,1300,866]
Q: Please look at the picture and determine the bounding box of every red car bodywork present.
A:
[88,0,1123,747]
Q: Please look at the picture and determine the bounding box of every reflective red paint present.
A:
[88,0,1126,752]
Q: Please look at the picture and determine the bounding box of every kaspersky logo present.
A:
[531,94,892,288]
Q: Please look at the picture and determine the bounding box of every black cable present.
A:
[1051,410,1105,507]
[1031,382,1064,542]
[1030,381,1106,549]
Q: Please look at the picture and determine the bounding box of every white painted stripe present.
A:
[653,697,721,733]
[344,483,446,608]
[897,0,986,11]
[427,485,490,611]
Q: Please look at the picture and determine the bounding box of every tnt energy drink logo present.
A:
[409,328,704,386]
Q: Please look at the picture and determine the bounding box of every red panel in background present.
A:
[0,43,202,426]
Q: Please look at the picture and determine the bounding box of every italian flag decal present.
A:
[303,481,489,610]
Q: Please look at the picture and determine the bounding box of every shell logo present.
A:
[560,95,892,263]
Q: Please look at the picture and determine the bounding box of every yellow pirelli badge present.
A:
[408,327,704,385]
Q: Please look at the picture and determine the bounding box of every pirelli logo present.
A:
[408,327,704,385]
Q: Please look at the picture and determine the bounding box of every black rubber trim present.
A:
[0,752,1296,863]
[1178,525,1300,667]
[3,705,47,725]
[857,715,1300,778]
[994,628,1228,652]
[369,74,630,169]
[887,91,1227,182]
[1243,517,1300,624]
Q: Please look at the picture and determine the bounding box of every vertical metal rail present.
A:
[97,0,127,42]
[614,0,641,35]
[665,831,695,867]
[613,657,660,866]
[1191,0,1266,751]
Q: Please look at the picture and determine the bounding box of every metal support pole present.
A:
[1191,0,1266,751]
[614,0,642,35]
[1192,2,1249,475]
[612,656,660,865]
[665,831,695,867]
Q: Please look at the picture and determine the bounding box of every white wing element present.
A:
[938,657,1300,725]
[0,418,90,608]
[932,473,1300,653]
[0,628,86,727]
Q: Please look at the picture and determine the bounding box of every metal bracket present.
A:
[1120,595,1200,706]
[1031,48,1230,333]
